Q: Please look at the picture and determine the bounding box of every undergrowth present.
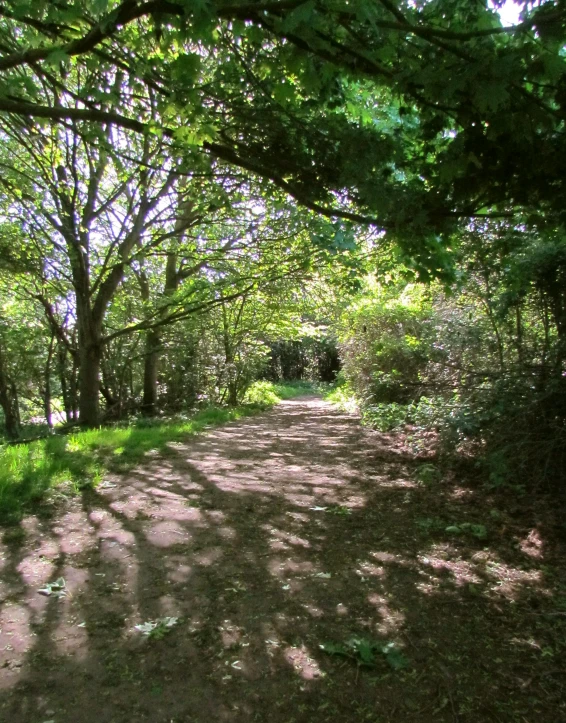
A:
[324,382,359,414]
[0,381,309,524]
[243,379,319,404]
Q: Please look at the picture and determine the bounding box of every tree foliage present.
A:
[0,0,564,246]
[0,1,564,501]
[336,225,566,489]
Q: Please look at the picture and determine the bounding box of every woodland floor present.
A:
[0,396,565,723]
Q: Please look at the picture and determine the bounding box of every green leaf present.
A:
[135,616,179,639]
[320,641,349,657]
[38,577,67,598]
[474,81,509,113]
[321,637,408,671]
[231,19,246,38]
[382,642,408,670]
[172,53,202,83]
[92,0,109,16]
[245,25,264,44]
[44,49,71,68]
[356,639,377,666]
[281,0,316,32]
[272,83,295,104]
[470,524,488,539]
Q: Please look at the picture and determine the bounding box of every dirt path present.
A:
[1,397,565,722]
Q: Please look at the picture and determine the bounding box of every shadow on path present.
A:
[0,397,565,722]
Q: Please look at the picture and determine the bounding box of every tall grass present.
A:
[0,382,312,523]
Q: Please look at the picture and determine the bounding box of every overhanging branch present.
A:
[0,97,386,227]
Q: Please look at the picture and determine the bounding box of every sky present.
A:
[497,2,522,26]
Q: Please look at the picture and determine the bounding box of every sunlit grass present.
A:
[324,383,359,414]
[0,382,311,523]
[244,379,319,404]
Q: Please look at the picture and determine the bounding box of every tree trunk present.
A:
[43,335,55,428]
[227,379,239,406]
[69,355,79,422]
[141,329,161,415]
[0,342,19,439]
[515,303,523,365]
[58,344,73,423]
[138,189,197,416]
[100,353,120,418]
[78,329,102,427]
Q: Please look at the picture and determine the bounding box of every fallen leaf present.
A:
[38,578,67,598]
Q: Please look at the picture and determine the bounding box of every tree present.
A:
[131,187,349,410]
[0,0,564,268]
[0,104,183,425]
[0,80,350,426]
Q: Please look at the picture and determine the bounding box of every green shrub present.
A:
[361,402,412,432]
[243,380,315,406]
[243,380,282,406]
[337,286,437,407]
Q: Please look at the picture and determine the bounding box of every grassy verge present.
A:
[0,381,311,524]
[243,379,321,404]
[324,383,359,414]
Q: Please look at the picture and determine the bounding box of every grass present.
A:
[324,382,359,414]
[0,381,311,524]
[244,379,320,405]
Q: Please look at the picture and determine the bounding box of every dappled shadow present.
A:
[1,397,565,721]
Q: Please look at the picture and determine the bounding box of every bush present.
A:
[337,286,437,406]
[332,267,566,495]
[455,374,566,489]
[361,402,412,432]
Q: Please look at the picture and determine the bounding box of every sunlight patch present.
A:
[284,644,323,679]
[367,593,406,635]
[418,555,483,586]
[518,528,544,559]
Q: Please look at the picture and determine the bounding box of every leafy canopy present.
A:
[0,1,565,273]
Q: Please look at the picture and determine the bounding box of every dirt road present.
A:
[0,397,564,722]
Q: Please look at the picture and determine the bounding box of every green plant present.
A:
[134,617,179,640]
[416,517,445,534]
[320,637,408,670]
[337,289,436,408]
[362,402,412,432]
[324,380,359,413]
[417,517,488,539]
[243,380,315,407]
[415,463,441,486]
[326,505,352,516]
[445,523,488,540]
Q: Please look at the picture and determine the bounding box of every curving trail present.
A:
[0,397,564,722]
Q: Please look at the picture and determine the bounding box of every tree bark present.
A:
[43,334,55,428]
[69,354,79,422]
[58,344,73,423]
[78,345,101,426]
[77,308,102,426]
[141,329,161,415]
[0,342,20,439]
[140,249,179,415]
